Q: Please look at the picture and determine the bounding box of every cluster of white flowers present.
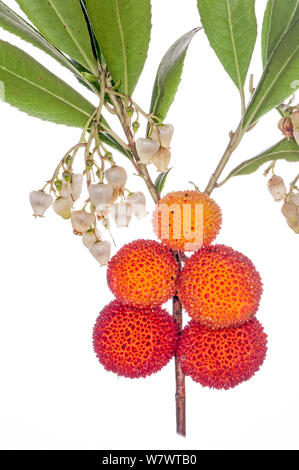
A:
[29,164,147,265]
[268,175,299,234]
[136,124,174,171]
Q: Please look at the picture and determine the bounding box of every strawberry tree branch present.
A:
[173,253,186,437]
[103,78,186,436]
[204,122,244,196]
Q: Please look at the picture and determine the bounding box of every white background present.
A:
[0,0,298,450]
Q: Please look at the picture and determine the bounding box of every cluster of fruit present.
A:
[93,191,267,389]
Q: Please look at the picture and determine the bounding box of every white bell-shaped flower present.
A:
[111,202,133,227]
[293,129,299,146]
[105,166,127,188]
[89,240,111,266]
[136,138,160,164]
[52,196,73,219]
[96,204,111,215]
[29,191,53,217]
[60,183,71,198]
[291,110,299,129]
[71,173,84,200]
[82,228,101,248]
[287,219,299,234]
[282,200,299,233]
[152,148,171,172]
[60,173,84,202]
[282,200,299,224]
[291,192,299,206]
[152,124,174,147]
[88,183,113,209]
[71,210,95,236]
[126,192,146,219]
[267,176,287,202]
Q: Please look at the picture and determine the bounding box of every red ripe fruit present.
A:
[177,245,263,328]
[93,301,178,378]
[107,239,179,308]
[178,318,267,390]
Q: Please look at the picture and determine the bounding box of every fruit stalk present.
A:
[137,160,186,436]
[173,254,186,436]
[134,170,186,435]
[105,82,186,436]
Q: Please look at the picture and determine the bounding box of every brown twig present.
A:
[173,253,186,436]
[204,122,244,195]
[125,116,186,436]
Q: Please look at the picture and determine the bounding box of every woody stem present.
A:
[106,81,186,437]
[124,119,186,437]
[204,122,244,195]
[173,253,186,437]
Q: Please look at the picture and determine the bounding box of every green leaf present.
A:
[16,0,97,73]
[78,0,102,64]
[197,0,257,92]
[225,138,299,178]
[243,19,299,130]
[86,0,151,95]
[155,168,172,194]
[98,132,132,158]
[0,40,95,127]
[150,28,199,121]
[262,0,299,67]
[0,1,87,79]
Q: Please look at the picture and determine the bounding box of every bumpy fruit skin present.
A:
[152,191,222,252]
[93,301,178,378]
[178,245,263,328]
[178,318,267,389]
[107,240,179,308]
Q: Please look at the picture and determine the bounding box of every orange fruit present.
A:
[107,239,179,308]
[152,190,222,252]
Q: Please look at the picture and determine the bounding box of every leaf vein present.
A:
[47,0,96,73]
[115,0,128,95]
[0,63,92,117]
